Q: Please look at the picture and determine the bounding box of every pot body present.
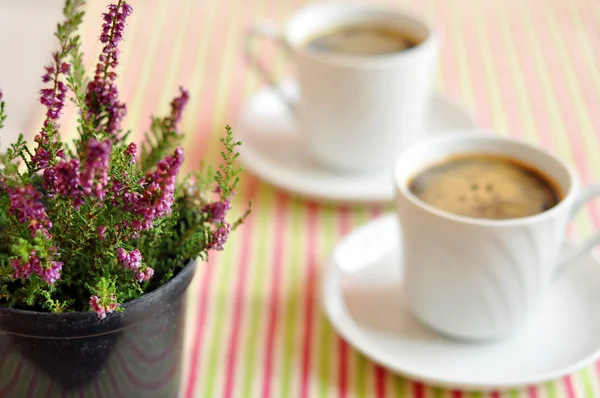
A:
[0,262,197,398]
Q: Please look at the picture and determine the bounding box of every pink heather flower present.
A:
[7,185,52,237]
[117,248,142,272]
[40,80,67,121]
[97,225,107,240]
[11,252,42,280]
[43,158,84,207]
[125,142,137,163]
[85,1,133,136]
[135,267,154,282]
[11,248,62,285]
[122,148,184,231]
[42,260,63,285]
[39,52,70,123]
[116,247,127,261]
[81,138,112,201]
[169,87,189,129]
[207,222,231,251]
[202,199,231,223]
[90,294,120,320]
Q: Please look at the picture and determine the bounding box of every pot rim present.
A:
[0,260,197,338]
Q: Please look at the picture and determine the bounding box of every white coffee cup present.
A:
[394,132,600,341]
[244,2,440,173]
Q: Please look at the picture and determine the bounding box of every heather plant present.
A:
[0,0,249,319]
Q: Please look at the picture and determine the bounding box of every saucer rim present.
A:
[321,213,600,391]
[235,82,478,204]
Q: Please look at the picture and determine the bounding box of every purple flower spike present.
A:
[207,222,231,251]
[125,142,137,163]
[85,1,133,137]
[169,87,189,130]
[39,52,70,124]
[7,185,52,238]
[81,138,112,201]
[43,158,84,207]
[202,199,231,224]
[123,148,184,231]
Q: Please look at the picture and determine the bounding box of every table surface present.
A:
[7,0,600,396]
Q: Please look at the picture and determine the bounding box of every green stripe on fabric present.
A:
[432,386,445,398]
[318,206,341,398]
[545,380,559,398]
[580,368,596,398]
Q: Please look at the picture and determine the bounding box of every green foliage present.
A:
[0,100,6,130]
[140,116,183,172]
[0,0,250,317]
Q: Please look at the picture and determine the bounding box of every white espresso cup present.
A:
[244,2,439,173]
[394,132,600,341]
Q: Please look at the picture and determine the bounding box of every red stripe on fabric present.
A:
[300,202,320,398]
[261,192,289,398]
[412,382,425,398]
[374,365,387,398]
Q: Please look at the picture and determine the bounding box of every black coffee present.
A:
[303,23,420,56]
[408,155,562,220]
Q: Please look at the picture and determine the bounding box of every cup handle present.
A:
[560,183,600,267]
[244,21,296,113]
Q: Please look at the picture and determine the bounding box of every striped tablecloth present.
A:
[6,0,600,396]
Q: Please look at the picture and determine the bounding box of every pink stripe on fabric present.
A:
[528,385,539,398]
[222,178,260,398]
[300,202,320,398]
[261,192,289,398]
[563,375,576,398]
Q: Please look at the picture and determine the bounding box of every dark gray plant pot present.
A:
[0,261,197,398]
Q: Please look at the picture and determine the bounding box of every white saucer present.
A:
[322,213,600,391]
[235,81,477,203]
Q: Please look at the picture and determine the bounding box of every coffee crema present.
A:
[303,23,420,56]
[408,154,562,220]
